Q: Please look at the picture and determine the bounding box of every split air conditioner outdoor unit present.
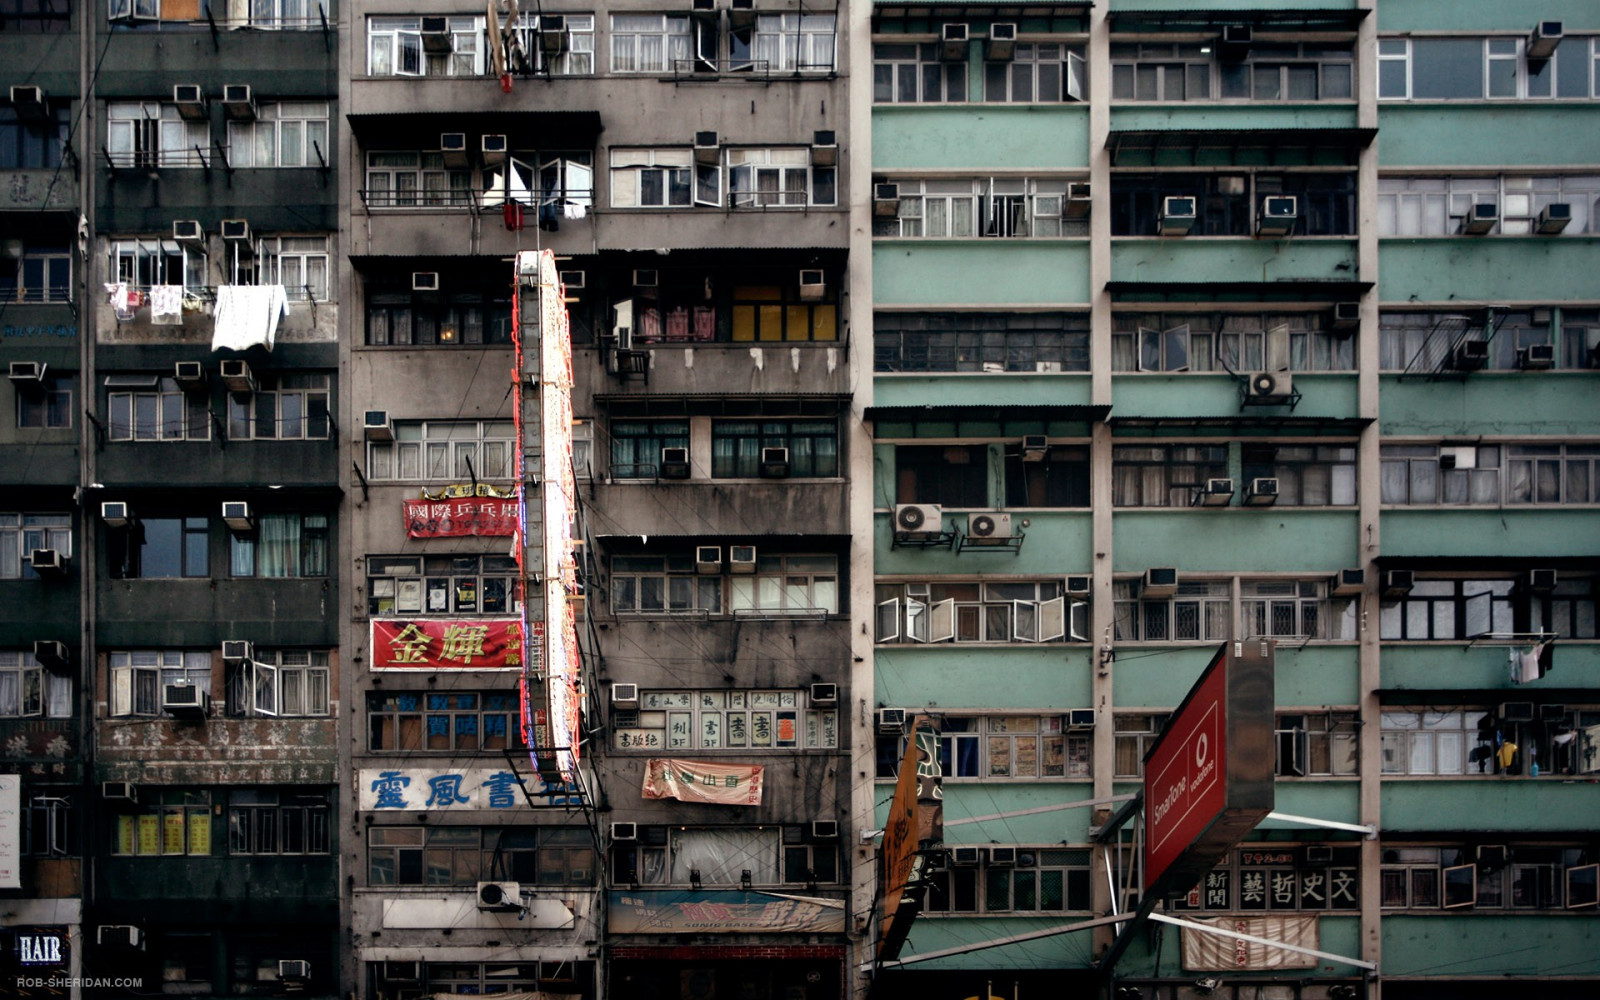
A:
[1518,344,1555,369]
[940,23,970,61]
[220,359,256,394]
[1245,478,1280,506]
[101,502,131,528]
[966,512,1012,540]
[1159,196,1197,235]
[811,820,840,840]
[222,84,256,120]
[363,410,394,441]
[894,504,942,536]
[1536,203,1572,234]
[421,16,454,52]
[1381,570,1415,599]
[1461,202,1499,235]
[759,446,791,478]
[612,683,640,707]
[876,707,906,733]
[481,134,508,165]
[1197,478,1234,507]
[695,546,722,574]
[810,683,838,706]
[10,85,48,121]
[986,23,1018,61]
[798,269,826,302]
[222,501,254,532]
[174,361,206,390]
[278,961,311,981]
[811,130,838,166]
[172,219,204,246]
[476,881,523,911]
[1143,567,1179,598]
[1248,371,1293,402]
[1257,196,1299,237]
[660,446,691,479]
[693,131,720,165]
[7,360,45,384]
[161,683,209,717]
[222,640,254,663]
[1528,21,1564,61]
[221,219,252,243]
[172,84,208,119]
[611,822,638,841]
[729,545,757,572]
[30,548,68,577]
[873,183,901,217]
[1330,568,1365,596]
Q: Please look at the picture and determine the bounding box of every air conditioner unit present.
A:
[1064,181,1092,219]
[659,446,691,480]
[421,16,453,52]
[1539,703,1567,721]
[101,502,131,527]
[383,961,421,983]
[873,183,901,217]
[221,501,254,532]
[1527,20,1564,60]
[1332,301,1361,331]
[412,272,441,292]
[1331,568,1365,596]
[1381,569,1415,599]
[967,512,1012,540]
[33,640,70,670]
[894,503,943,536]
[1305,846,1334,865]
[1449,340,1490,371]
[1536,202,1572,234]
[1066,575,1092,597]
[162,683,209,716]
[221,84,257,121]
[278,960,311,981]
[1257,196,1299,237]
[812,129,838,167]
[1021,434,1049,461]
[363,410,394,442]
[439,132,469,169]
[29,548,68,576]
[986,23,1018,61]
[1438,445,1476,470]
[1525,568,1559,593]
[728,0,755,28]
[611,822,639,842]
[540,15,569,54]
[695,545,722,574]
[811,820,840,840]
[1476,844,1510,867]
[798,269,826,302]
[1247,371,1293,401]
[1461,202,1498,235]
[1197,478,1234,507]
[760,446,791,478]
[476,881,523,911]
[729,545,757,572]
[172,84,208,119]
[222,640,254,663]
[810,683,839,706]
[693,131,720,166]
[1068,709,1096,729]
[1159,196,1197,235]
[102,781,138,803]
[1218,24,1253,60]
[1245,477,1280,506]
[940,23,970,61]
[173,361,206,390]
[9,84,48,122]
[97,925,142,949]
[987,847,1018,866]
[1143,567,1179,598]
[481,134,508,166]
[560,270,586,291]
[612,683,640,708]
[220,219,251,243]
[950,846,981,866]
[1518,344,1555,370]
[172,219,204,246]
[7,360,45,384]
[633,269,659,288]
[220,359,256,394]
[876,707,906,733]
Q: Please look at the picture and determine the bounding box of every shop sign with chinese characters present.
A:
[370,619,540,670]
[404,497,518,538]
[359,768,582,810]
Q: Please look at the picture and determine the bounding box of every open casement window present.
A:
[1443,864,1477,909]
[877,597,957,643]
[1138,325,1190,372]
[1065,51,1087,101]
[695,163,720,207]
[1013,597,1066,643]
[252,660,278,717]
[110,662,159,717]
[1568,864,1599,909]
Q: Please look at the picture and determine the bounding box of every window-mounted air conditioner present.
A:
[611,822,639,841]
[1449,340,1490,371]
[1068,708,1096,729]
[1498,702,1535,724]
[101,502,131,528]
[222,84,256,121]
[559,270,586,291]
[1218,24,1253,61]
[1159,196,1197,235]
[9,85,48,122]
[1245,477,1280,506]
[1525,568,1558,593]
[1248,371,1293,402]
[876,707,906,733]
[798,269,826,302]
[540,15,570,55]
[1257,196,1299,237]
[873,183,901,217]
[1332,301,1361,331]
[1438,445,1477,470]
[612,683,640,707]
[986,23,1018,61]
[1021,434,1049,461]
[172,84,208,120]
[222,640,254,663]
[102,781,138,803]
[691,0,715,13]
[1528,21,1564,61]
[1461,202,1498,235]
[633,269,659,288]
[278,961,311,981]
[1143,567,1179,598]
[728,0,755,28]
[7,360,45,384]
[950,846,981,866]
[812,129,838,167]
[811,820,840,840]
[1330,568,1365,596]
[33,640,70,670]
[894,503,942,536]
[476,881,523,911]
[1538,703,1567,721]
[221,219,251,243]
[987,847,1018,866]
[97,925,143,949]
[693,131,720,166]
[421,16,454,53]
[729,545,757,572]
[222,501,254,533]
[1476,844,1510,868]
[383,961,421,983]
[759,446,791,479]
[1536,202,1572,234]
[220,359,256,395]
[1381,569,1414,599]
[30,548,68,576]
[173,361,206,390]
[695,545,722,574]
[940,23,969,61]
[1197,478,1234,507]
[1064,181,1091,219]
[660,446,691,480]
[1065,575,1091,597]
[967,512,1012,540]
[412,272,441,293]
[161,683,209,717]
[1518,344,1555,370]
[810,683,838,706]
[172,219,204,246]
[363,410,394,442]
[481,134,508,166]
[440,132,470,168]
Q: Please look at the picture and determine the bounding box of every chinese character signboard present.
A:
[640,759,764,805]
[1180,915,1319,971]
[608,890,845,934]
[0,776,19,889]
[358,768,582,810]
[404,497,518,538]
[370,619,538,670]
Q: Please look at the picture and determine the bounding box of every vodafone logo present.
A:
[1195,733,1208,767]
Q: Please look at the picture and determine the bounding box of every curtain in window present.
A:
[257,515,299,578]
[669,828,779,884]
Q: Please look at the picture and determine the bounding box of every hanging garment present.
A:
[212,284,289,351]
[1497,740,1518,771]
[563,201,587,219]
[150,284,184,325]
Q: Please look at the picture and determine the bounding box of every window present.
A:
[1382,846,1597,910]
[728,148,835,208]
[364,151,473,208]
[610,148,717,209]
[729,554,838,615]
[736,13,836,73]
[1115,579,1231,642]
[367,554,520,616]
[924,848,1092,914]
[1380,579,1514,640]
[1276,712,1359,776]
[367,16,482,76]
[875,581,1083,644]
[1110,172,1357,236]
[225,374,330,440]
[895,444,990,507]
[227,789,331,854]
[0,650,71,718]
[0,513,72,579]
[486,152,596,218]
[109,239,207,291]
[612,827,833,887]
[712,419,838,477]
[609,420,689,479]
[610,555,723,615]
[366,420,516,482]
[257,237,331,302]
[875,312,1091,373]
[1378,36,1600,101]
[13,373,71,429]
[1241,444,1357,506]
[1168,847,1361,912]
[226,102,329,168]
[1004,445,1090,507]
[226,650,330,717]
[237,0,315,29]
[610,14,692,73]
[1380,711,1498,776]
[2,245,71,303]
[1112,42,1352,103]
[730,283,838,341]
[107,517,210,579]
[879,177,1081,238]
[106,102,208,169]
[368,691,526,752]
[1114,713,1168,778]
[873,43,967,103]
[369,826,595,886]
[366,287,513,346]
[1379,310,1583,372]
[21,795,73,857]
[985,44,1086,102]
[371,961,594,999]
[612,689,839,751]
[1112,312,1353,373]
[1531,578,1599,640]
[111,789,212,856]
[1378,175,1600,237]
[1111,444,1229,507]
[1383,443,1600,505]
[878,716,1091,779]
[507,14,596,74]
[1243,581,1357,641]
[1111,43,1212,101]
[109,650,211,717]
[0,105,68,169]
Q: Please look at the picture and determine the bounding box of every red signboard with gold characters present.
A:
[370,619,542,670]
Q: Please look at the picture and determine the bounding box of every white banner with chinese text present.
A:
[1180,914,1320,971]
[641,759,764,805]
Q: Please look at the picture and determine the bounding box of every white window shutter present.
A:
[905,598,930,642]
[1013,599,1040,642]
[876,598,902,643]
[1069,600,1089,642]
[928,598,956,642]
[1038,596,1066,642]
[111,665,132,717]
[252,661,279,717]
[1066,51,1087,101]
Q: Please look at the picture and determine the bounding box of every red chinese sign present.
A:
[404,498,518,538]
[370,619,540,670]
